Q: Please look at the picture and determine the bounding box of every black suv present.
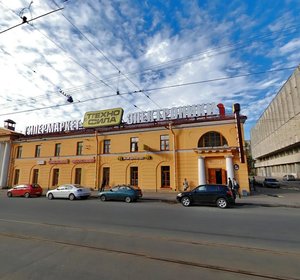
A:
[176,184,235,209]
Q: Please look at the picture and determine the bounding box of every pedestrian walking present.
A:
[252,176,257,191]
[228,177,235,199]
[183,178,189,191]
[233,178,241,198]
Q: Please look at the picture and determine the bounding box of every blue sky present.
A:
[1,0,300,139]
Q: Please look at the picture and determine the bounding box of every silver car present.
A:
[46,184,91,200]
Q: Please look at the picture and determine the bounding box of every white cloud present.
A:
[0,0,299,140]
[279,39,300,54]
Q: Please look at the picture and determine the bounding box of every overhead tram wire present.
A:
[0,65,296,117]
[51,0,161,110]
[5,9,296,106]
[49,0,144,112]
[41,23,300,99]
[0,6,64,34]
[1,2,298,109]
[134,66,297,94]
[1,1,117,104]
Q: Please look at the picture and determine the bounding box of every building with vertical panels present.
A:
[251,66,300,178]
[0,102,250,194]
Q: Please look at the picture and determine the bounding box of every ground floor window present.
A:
[75,168,82,185]
[14,169,20,185]
[32,169,39,184]
[161,166,170,188]
[130,167,138,186]
[52,168,59,186]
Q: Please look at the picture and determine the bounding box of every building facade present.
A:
[1,103,250,193]
[251,66,300,178]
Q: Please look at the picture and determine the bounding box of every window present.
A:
[196,186,207,192]
[35,145,41,157]
[54,143,61,157]
[52,169,59,186]
[130,137,138,152]
[103,140,111,154]
[16,146,22,158]
[198,131,228,147]
[14,169,20,185]
[160,135,169,151]
[161,166,170,188]
[75,168,82,184]
[76,142,83,155]
[32,169,39,184]
[130,167,138,186]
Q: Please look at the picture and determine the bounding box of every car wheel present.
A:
[7,192,12,198]
[48,193,54,200]
[216,198,228,209]
[99,195,106,201]
[125,196,131,203]
[24,192,30,198]
[69,193,76,201]
[181,196,191,207]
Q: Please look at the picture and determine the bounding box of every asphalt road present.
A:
[0,195,299,280]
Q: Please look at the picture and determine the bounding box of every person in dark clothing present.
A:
[228,177,236,199]
[232,178,241,198]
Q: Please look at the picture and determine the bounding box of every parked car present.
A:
[98,185,143,203]
[283,174,296,181]
[46,184,91,200]
[176,184,235,209]
[263,178,280,188]
[7,184,43,198]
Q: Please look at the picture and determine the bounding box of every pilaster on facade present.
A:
[198,156,206,185]
[225,155,234,181]
[0,142,11,188]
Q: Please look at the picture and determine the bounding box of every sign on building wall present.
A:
[83,108,124,128]
[127,103,218,124]
[25,120,83,136]
[24,103,222,135]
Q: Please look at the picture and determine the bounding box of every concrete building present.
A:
[0,103,249,193]
[251,66,300,178]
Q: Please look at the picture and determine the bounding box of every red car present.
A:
[7,184,43,198]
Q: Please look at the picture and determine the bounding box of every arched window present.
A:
[198,131,228,147]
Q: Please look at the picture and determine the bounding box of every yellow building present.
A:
[0,103,250,194]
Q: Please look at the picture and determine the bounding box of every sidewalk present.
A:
[140,187,300,208]
[1,187,300,208]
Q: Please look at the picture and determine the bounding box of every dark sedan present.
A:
[263,178,280,188]
[176,184,235,209]
[98,185,143,203]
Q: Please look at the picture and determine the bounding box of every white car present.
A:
[46,184,91,200]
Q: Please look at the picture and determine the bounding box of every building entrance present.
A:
[208,168,227,184]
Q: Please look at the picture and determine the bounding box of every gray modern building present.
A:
[251,65,300,179]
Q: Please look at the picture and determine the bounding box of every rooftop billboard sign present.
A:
[83,108,124,128]
[127,103,218,124]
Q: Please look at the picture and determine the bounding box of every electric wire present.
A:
[35,23,300,99]
[0,1,119,106]
[1,0,298,108]
[1,1,299,114]
[0,65,296,117]
[50,0,161,109]
[0,7,64,34]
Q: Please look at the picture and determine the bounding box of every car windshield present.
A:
[266,178,277,182]
[73,185,84,189]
